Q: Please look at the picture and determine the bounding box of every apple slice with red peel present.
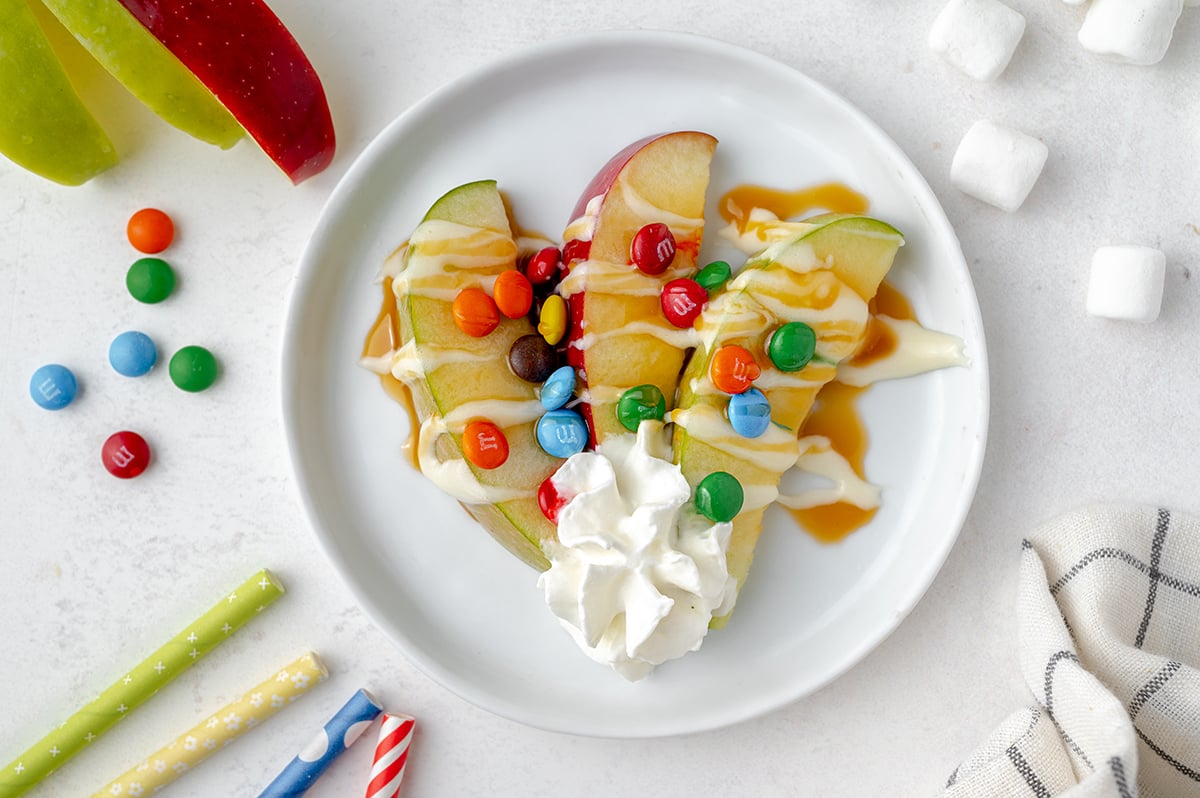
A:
[116,0,334,183]
[0,0,117,185]
[558,131,717,443]
[39,0,244,149]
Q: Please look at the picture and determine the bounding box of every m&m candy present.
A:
[493,270,534,319]
[536,409,588,458]
[540,366,575,411]
[509,335,557,383]
[463,420,508,469]
[526,247,562,286]
[537,294,568,346]
[695,260,732,292]
[727,387,771,438]
[102,430,151,479]
[695,471,743,523]
[660,278,707,328]
[768,322,817,372]
[452,288,500,337]
[169,345,218,392]
[709,345,761,394]
[616,384,666,432]
[29,364,77,410]
[630,223,676,275]
[109,331,158,377]
[538,476,568,523]
[126,257,175,304]
[127,208,174,254]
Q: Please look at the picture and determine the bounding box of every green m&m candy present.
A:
[695,471,744,523]
[767,321,817,372]
[695,260,732,292]
[126,257,175,304]
[169,345,218,392]
[616,384,666,431]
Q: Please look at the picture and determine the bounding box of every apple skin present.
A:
[116,0,335,183]
[39,0,244,149]
[0,0,117,185]
[561,131,717,443]
[568,134,660,220]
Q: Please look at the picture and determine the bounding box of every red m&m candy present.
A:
[631,223,676,275]
[538,476,569,523]
[102,431,151,478]
[526,247,562,285]
[660,278,707,328]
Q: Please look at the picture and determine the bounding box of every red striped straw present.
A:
[365,713,416,798]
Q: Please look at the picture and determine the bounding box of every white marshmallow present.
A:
[1078,0,1184,65]
[1086,246,1166,323]
[929,0,1027,81]
[950,121,1048,212]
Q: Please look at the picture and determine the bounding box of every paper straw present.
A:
[0,569,284,798]
[365,713,415,798]
[92,652,327,798]
[258,688,383,798]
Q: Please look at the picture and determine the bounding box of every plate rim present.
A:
[281,28,990,737]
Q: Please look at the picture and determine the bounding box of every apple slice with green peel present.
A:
[116,0,334,183]
[559,131,717,443]
[671,215,904,624]
[38,0,243,149]
[394,180,560,570]
[0,0,117,185]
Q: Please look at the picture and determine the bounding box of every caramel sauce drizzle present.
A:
[716,182,917,544]
[719,182,870,230]
[362,276,421,470]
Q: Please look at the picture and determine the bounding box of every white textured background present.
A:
[1,1,1198,795]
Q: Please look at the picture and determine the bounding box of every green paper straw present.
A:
[0,568,284,798]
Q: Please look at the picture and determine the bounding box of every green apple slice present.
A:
[0,0,116,185]
[394,180,560,570]
[672,215,904,623]
[38,0,243,149]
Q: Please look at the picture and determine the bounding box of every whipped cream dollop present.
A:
[538,421,737,681]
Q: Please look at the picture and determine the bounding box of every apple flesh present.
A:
[560,131,717,443]
[116,0,334,183]
[397,180,560,570]
[39,0,243,149]
[0,0,117,185]
[672,215,903,625]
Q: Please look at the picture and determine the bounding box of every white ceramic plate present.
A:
[282,31,988,737]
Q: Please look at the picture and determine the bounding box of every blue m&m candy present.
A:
[727,387,771,438]
[540,366,575,411]
[29,364,77,410]
[109,331,158,377]
[536,409,588,458]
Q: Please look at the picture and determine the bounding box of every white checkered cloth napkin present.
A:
[940,506,1200,798]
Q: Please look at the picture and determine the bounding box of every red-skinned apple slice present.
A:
[558,131,717,443]
[116,0,334,183]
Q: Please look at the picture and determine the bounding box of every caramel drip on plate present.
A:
[719,182,870,230]
[789,381,875,542]
[362,277,421,471]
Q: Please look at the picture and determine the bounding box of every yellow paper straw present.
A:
[92,652,328,797]
[0,569,284,798]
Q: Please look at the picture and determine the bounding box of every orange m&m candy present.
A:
[463,420,509,469]
[710,345,761,394]
[493,270,533,319]
[127,208,175,253]
[453,287,500,337]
